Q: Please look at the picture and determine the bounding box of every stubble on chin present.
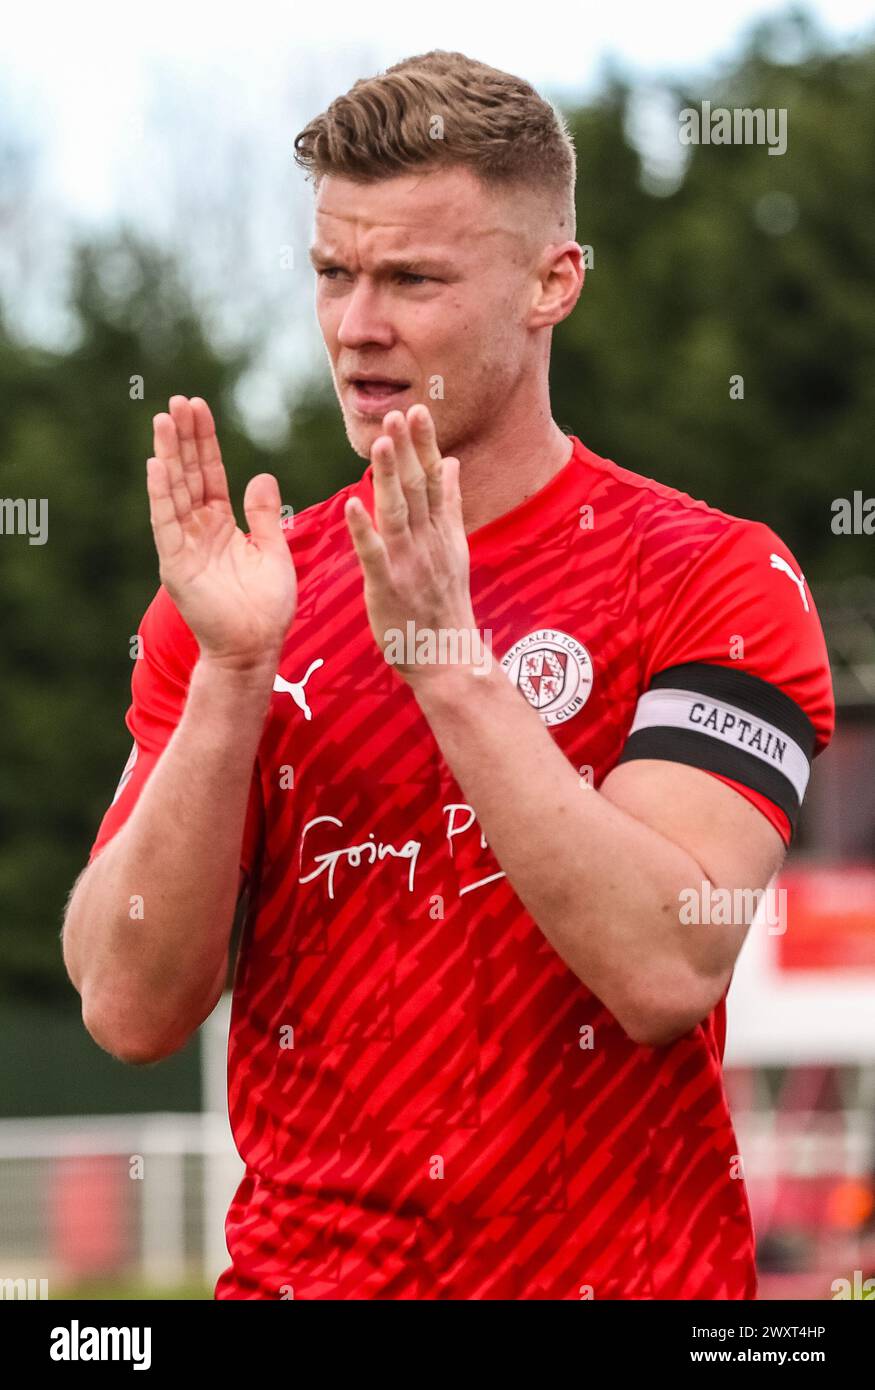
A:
[343,418,380,461]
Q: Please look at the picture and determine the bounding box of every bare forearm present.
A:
[413,664,719,1038]
[64,655,276,1058]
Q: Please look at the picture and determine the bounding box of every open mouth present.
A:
[350,379,411,399]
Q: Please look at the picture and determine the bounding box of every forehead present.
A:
[312,167,519,261]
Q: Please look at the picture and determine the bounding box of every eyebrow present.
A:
[307,248,452,276]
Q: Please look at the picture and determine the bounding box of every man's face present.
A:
[310,166,543,459]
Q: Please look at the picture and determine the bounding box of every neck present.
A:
[455,408,573,536]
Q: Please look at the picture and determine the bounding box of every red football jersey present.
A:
[89,435,834,1299]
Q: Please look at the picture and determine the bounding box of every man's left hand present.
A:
[345,404,487,684]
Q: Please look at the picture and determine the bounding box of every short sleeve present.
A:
[88,585,263,882]
[617,518,835,845]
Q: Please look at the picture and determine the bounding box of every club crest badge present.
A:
[500,629,593,726]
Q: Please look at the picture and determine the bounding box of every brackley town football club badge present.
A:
[500,629,594,726]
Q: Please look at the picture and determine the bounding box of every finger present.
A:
[345,496,392,588]
[384,409,429,530]
[146,456,184,563]
[371,433,413,547]
[243,473,287,555]
[408,404,444,515]
[168,395,205,508]
[441,456,464,527]
[152,412,194,528]
[190,396,232,512]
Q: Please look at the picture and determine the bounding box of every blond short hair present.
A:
[294,49,577,239]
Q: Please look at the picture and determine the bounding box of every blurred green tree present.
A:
[549,17,875,577]
[0,233,305,1001]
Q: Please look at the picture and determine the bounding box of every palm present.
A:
[148,396,297,665]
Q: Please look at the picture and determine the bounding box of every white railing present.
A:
[0,1111,244,1292]
[1,992,871,1297]
[0,996,243,1295]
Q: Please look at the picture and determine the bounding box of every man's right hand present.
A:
[147,395,297,671]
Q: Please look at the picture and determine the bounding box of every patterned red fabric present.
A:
[89,436,834,1298]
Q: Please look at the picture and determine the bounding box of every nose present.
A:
[336,279,396,351]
